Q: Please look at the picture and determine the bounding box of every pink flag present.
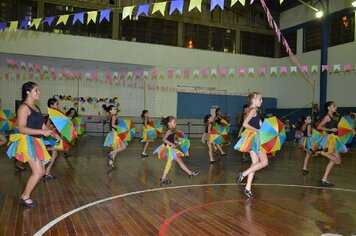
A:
[280,66,287,74]
[259,67,266,75]
[183,68,190,77]
[321,65,329,72]
[343,64,352,71]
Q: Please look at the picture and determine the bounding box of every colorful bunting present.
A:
[0,22,6,31]
[152,2,167,16]
[73,12,85,25]
[9,21,18,32]
[123,6,135,20]
[169,0,184,14]
[42,16,55,26]
[87,11,98,24]
[30,18,42,29]
[137,4,150,16]
[210,0,224,11]
[188,0,202,12]
[19,19,30,30]
[56,15,69,26]
[99,9,111,23]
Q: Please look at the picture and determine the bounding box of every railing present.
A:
[85,120,239,138]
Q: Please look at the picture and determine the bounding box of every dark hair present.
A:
[66,107,77,117]
[141,110,148,118]
[243,104,248,110]
[161,116,175,127]
[21,81,37,101]
[215,108,221,115]
[47,98,58,108]
[303,115,311,122]
[204,114,212,124]
[102,104,115,113]
[324,101,334,113]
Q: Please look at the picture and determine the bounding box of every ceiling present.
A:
[264,0,303,12]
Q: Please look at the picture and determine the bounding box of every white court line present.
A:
[34,183,356,235]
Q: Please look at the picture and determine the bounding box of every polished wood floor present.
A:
[0,137,356,236]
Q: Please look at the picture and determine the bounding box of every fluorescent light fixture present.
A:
[315,11,324,18]
[352,1,356,7]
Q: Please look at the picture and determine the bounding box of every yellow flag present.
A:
[280,0,284,4]
[122,6,135,20]
[9,21,18,32]
[152,2,167,16]
[239,0,246,6]
[231,0,238,7]
[87,11,98,24]
[30,18,42,29]
[188,0,202,12]
[56,15,69,26]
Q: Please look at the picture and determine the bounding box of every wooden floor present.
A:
[0,136,356,236]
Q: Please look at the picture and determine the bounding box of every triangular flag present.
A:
[333,64,341,72]
[152,2,167,16]
[169,0,184,15]
[189,0,202,12]
[19,19,30,30]
[238,0,246,6]
[210,0,224,11]
[9,21,18,32]
[290,66,297,73]
[73,12,85,25]
[259,67,266,75]
[123,6,135,20]
[248,68,254,75]
[137,4,150,16]
[228,68,235,75]
[343,64,352,71]
[321,65,329,72]
[56,15,69,26]
[99,9,111,23]
[231,0,238,7]
[270,67,277,74]
[42,16,55,26]
[30,18,42,29]
[87,11,98,24]
[280,0,284,4]
[311,65,318,73]
[0,22,7,31]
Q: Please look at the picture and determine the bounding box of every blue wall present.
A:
[177,92,277,120]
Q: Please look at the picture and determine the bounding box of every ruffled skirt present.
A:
[104,130,127,149]
[7,133,51,163]
[234,129,261,154]
[318,133,347,154]
[153,143,184,160]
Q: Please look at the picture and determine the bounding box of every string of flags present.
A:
[0,0,252,32]
[3,58,356,83]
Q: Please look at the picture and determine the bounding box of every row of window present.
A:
[0,2,354,57]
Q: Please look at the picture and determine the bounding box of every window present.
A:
[329,13,354,47]
[121,17,178,46]
[303,22,321,52]
[184,23,236,52]
[0,1,37,22]
[241,31,275,57]
[280,31,297,57]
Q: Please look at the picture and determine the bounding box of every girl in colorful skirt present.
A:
[103,105,126,168]
[235,92,268,199]
[301,115,313,175]
[7,82,55,207]
[155,116,199,185]
[317,101,347,187]
[140,110,153,158]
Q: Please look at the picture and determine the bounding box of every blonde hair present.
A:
[247,92,261,106]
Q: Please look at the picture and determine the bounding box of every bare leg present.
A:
[45,150,58,176]
[142,140,153,154]
[207,143,214,162]
[322,153,341,181]
[216,144,226,155]
[21,159,45,202]
[245,152,259,191]
[302,151,311,171]
[175,157,192,175]
[243,151,268,178]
